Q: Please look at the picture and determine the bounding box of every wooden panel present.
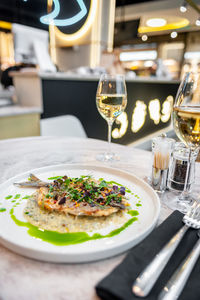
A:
[0,113,40,139]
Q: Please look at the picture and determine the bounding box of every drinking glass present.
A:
[96,74,127,162]
[164,72,200,212]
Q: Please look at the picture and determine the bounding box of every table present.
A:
[0,137,199,300]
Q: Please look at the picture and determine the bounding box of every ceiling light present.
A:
[139,18,189,33]
[196,17,200,26]
[180,1,187,13]
[171,31,178,38]
[141,34,148,41]
[146,18,166,28]
[120,51,157,62]
[184,52,200,59]
[144,60,153,67]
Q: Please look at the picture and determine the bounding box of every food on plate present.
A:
[15,174,130,233]
[15,173,129,217]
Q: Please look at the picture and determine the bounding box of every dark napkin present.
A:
[96,211,200,300]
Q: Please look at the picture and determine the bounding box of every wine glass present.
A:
[165,72,200,212]
[96,74,127,162]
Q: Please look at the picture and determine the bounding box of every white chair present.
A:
[40,115,87,138]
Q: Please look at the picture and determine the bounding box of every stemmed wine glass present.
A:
[165,72,200,212]
[96,74,127,162]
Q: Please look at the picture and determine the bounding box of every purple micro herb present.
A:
[105,192,110,196]
[119,187,126,195]
[113,185,118,191]
[84,191,90,197]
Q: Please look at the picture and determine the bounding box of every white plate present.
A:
[0,164,160,263]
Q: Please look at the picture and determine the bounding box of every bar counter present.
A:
[0,105,42,139]
[11,71,180,144]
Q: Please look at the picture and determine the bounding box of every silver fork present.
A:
[132,200,200,298]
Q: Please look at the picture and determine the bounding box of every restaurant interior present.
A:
[0,0,199,146]
[0,1,200,300]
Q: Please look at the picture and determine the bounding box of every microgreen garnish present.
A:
[81,175,92,179]
[48,176,64,180]
[64,178,71,187]
[99,180,108,188]
[46,174,128,210]
[49,185,54,192]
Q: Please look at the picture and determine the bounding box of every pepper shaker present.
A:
[168,142,199,191]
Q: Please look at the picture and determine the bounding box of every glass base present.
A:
[162,190,195,213]
[96,152,120,162]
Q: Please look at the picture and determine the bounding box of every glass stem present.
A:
[180,147,192,200]
[107,121,113,155]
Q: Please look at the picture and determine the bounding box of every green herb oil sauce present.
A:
[0,208,6,212]
[5,195,12,200]
[10,208,138,246]
[7,178,140,246]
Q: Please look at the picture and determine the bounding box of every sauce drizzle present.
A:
[10,208,138,246]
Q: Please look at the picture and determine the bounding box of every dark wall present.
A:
[41,78,180,145]
[0,0,48,30]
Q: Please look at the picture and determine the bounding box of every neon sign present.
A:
[148,99,161,125]
[131,101,147,133]
[112,96,174,139]
[46,0,97,44]
[112,112,128,139]
[40,0,87,26]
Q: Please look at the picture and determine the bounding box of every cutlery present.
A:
[158,228,200,300]
[132,200,200,297]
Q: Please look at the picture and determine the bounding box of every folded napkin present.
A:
[96,211,200,300]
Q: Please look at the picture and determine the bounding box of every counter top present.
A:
[0,105,42,117]
[39,72,180,84]
[10,70,180,84]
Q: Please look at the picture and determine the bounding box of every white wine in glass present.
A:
[164,72,200,212]
[96,74,127,161]
[173,107,200,148]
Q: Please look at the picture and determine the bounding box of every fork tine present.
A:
[187,200,200,218]
[195,203,200,221]
[183,200,200,229]
[190,204,197,219]
[188,201,198,217]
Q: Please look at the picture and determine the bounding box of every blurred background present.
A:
[0,0,200,148]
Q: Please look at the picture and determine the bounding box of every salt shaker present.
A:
[151,135,175,192]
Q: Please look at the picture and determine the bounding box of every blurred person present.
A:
[107,51,125,75]
[155,58,172,79]
[1,63,35,88]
